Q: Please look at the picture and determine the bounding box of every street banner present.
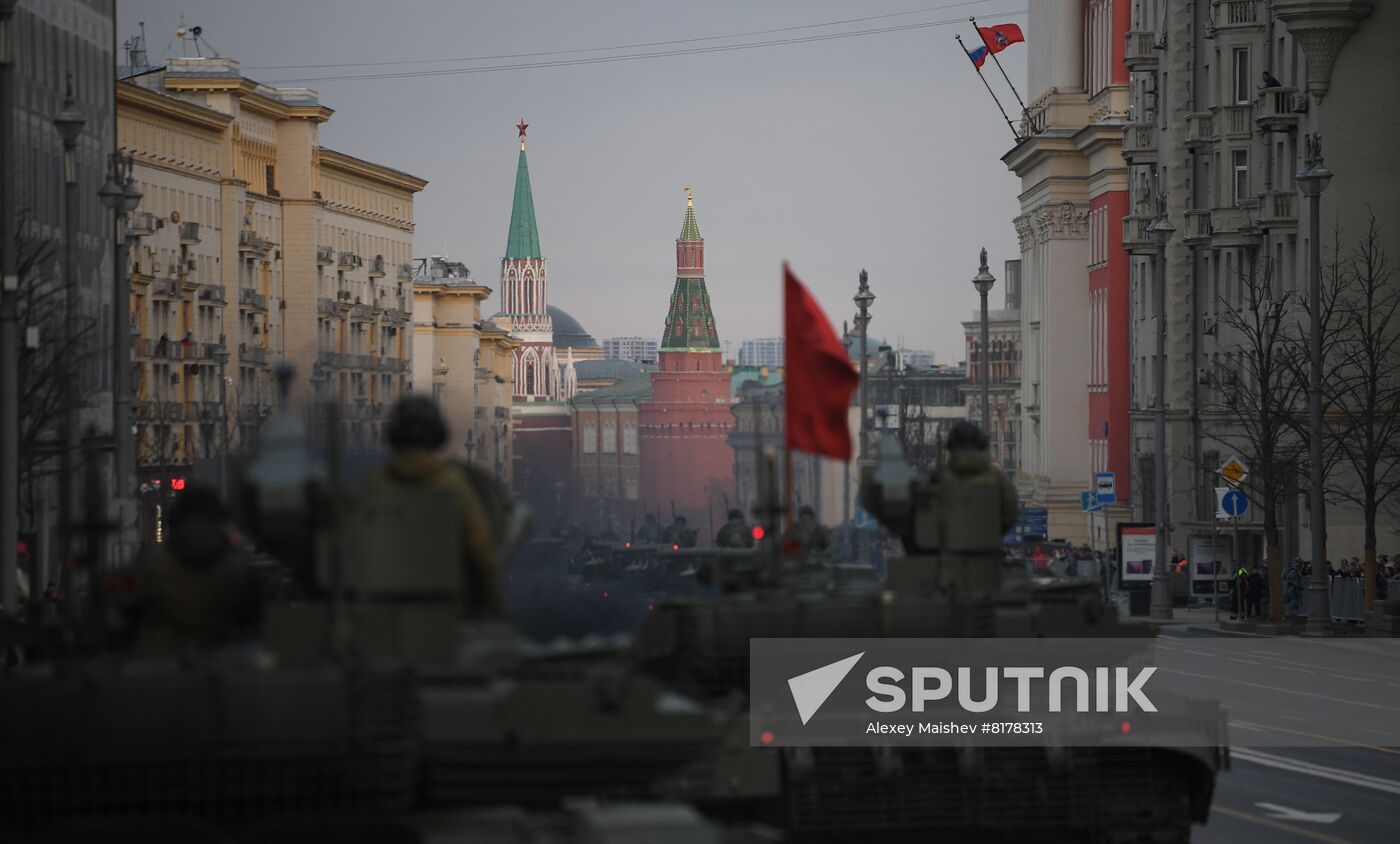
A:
[1118,523,1155,582]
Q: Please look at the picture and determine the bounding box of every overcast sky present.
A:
[118,0,1028,363]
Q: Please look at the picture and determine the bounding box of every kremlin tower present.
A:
[500,119,560,401]
[638,190,735,521]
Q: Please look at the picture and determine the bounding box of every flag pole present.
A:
[970,17,1029,115]
[955,35,1021,142]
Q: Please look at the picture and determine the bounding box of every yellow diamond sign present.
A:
[1219,457,1248,486]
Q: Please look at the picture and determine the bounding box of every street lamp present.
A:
[1147,198,1176,622]
[52,81,85,574]
[1297,132,1332,636]
[971,248,996,436]
[211,347,230,499]
[853,271,874,566]
[99,152,143,553]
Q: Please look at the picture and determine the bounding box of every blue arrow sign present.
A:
[1220,489,1249,518]
[1081,491,1101,513]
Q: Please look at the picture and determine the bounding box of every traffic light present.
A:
[170,476,186,491]
[752,525,766,540]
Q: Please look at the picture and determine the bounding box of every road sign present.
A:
[1094,472,1116,505]
[1218,488,1249,518]
[1219,456,1249,486]
[1080,491,1101,513]
[1020,507,1048,537]
[854,507,877,528]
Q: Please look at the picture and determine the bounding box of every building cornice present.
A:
[321,147,428,193]
[117,81,232,133]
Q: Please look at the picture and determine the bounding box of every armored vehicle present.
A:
[639,434,1226,842]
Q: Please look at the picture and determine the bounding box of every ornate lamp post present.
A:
[853,271,874,565]
[99,152,143,546]
[52,82,85,571]
[1297,132,1333,635]
[1147,198,1176,621]
[971,249,996,435]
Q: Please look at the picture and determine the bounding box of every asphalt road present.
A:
[1157,629,1400,844]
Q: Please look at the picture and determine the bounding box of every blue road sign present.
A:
[1021,507,1049,535]
[1221,489,1249,518]
[854,507,877,529]
[1081,491,1102,513]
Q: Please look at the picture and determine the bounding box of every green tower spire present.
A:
[504,120,541,260]
[661,188,720,351]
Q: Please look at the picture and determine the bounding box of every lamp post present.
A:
[1297,132,1332,636]
[853,271,874,565]
[1147,199,1176,621]
[99,152,142,557]
[211,347,230,499]
[53,82,85,574]
[972,248,996,435]
[1,0,22,614]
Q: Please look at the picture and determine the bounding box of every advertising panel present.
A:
[1187,535,1233,596]
[1117,522,1155,582]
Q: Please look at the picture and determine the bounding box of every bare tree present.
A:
[1323,214,1400,608]
[1206,256,1307,622]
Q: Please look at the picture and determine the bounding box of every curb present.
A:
[1184,625,1272,637]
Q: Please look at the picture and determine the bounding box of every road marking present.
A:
[1231,720,1400,755]
[1325,674,1373,683]
[1256,802,1342,824]
[1160,668,1399,711]
[1232,747,1400,794]
[1212,806,1353,844]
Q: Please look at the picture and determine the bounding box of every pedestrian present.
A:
[715,508,755,549]
[1284,558,1304,617]
[1260,70,1282,89]
[1247,564,1264,619]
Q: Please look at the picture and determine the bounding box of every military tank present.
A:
[638,432,1226,842]
[0,385,752,843]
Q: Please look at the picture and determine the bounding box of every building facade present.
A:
[961,258,1024,478]
[1004,0,1133,547]
[6,0,118,584]
[571,375,649,528]
[638,191,735,522]
[602,336,659,365]
[737,337,784,368]
[1123,0,1400,568]
[412,256,501,466]
[117,56,425,540]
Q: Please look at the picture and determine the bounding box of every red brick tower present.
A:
[639,190,735,527]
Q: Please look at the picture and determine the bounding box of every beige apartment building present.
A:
[117,57,425,516]
[412,256,517,485]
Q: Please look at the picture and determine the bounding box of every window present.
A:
[1232,48,1250,104]
[1232,150,1249,206]
[582,419,597,454]
[623,421,638,455]
[602,420,617,454]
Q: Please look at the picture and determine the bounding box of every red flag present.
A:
[784,264,859,460]
[977,23,1025,56]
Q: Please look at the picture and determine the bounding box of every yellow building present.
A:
[411,256,517,486]
[117,57,426,513]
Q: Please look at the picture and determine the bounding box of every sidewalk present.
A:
[1108,593,1302,636]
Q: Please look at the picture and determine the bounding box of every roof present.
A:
[548,305,601,349]
[679,196,702,241]
[505,148,541,259]
[574,375,654,402]
[575,359,653,381]
[731,365,783,396]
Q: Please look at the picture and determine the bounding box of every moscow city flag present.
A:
[977,23,1025,56]
[784,264,859,460]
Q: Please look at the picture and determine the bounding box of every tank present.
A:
[0,385,743,843]
[637,435,1226,842]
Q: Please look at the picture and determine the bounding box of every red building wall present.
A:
[1089,189,1131,503]
[639,350,735,527]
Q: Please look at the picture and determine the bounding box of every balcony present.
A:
[383,307,407,324]
[184,401,221,422]
[159,401,185,422]
[317,245,336,265]
[1124,31,1158,71]
[239,342,268,364]
[1120,122,1157,164]
[1122,214,1156,256]
[338,251,361,271]
[1211,201,1262,247]
[178,221,200,244]
[238,230,267,255]
[1214,0,1261,29]
[1256,189,1297,229]
[368,255,386,277]
[1184,112,1217,149]
[1221,105,1253,139]
[336,289,353,302]
[1255,86,1301,132]
[129,211,159,235]
[317,297,338,317]
[238,288,267,311]
[1183,209,1214,245]
[397,262,414,281]
[349,303,373,321]
[152,278,181,299]
[196,284,227,305]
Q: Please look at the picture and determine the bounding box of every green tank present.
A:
[0,390,739,843]
[638,433,1226,842]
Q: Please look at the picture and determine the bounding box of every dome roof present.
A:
[548,305,600,349]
